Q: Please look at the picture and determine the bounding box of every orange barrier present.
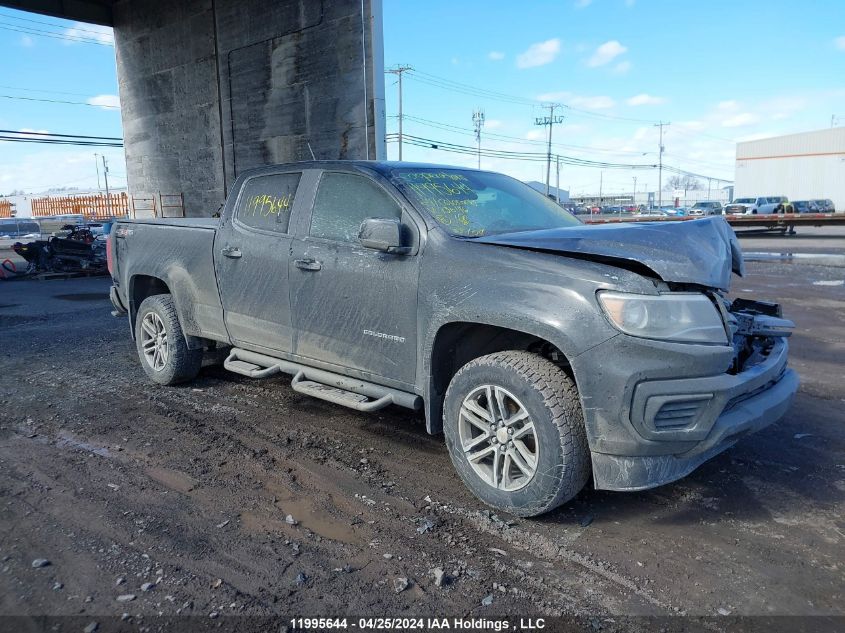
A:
[0,200,12,218]
[31,193,130,220]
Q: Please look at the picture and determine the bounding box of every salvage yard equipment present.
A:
[108,161,798,517]
[13,224,107,276]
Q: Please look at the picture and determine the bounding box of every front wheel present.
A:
[443,351,590,517]
[135,294,202,385]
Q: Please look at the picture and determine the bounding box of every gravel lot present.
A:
[0,229,843,629]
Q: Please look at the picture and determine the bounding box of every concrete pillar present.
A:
[113,0,384,217]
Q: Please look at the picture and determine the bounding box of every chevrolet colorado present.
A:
[109,161,798,516]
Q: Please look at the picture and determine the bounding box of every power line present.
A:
[386,133,657,169]
[0,94,119,109]
[400,114,651,155]
[0,22,112,46]
[0,11,112,36]
[0,136,122,147]
[0,84,101,98]
[0,129,122,141]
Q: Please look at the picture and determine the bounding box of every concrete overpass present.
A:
[0,0,385,216]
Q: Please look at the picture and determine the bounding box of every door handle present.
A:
[294,258,322,271]
[221,246,242,259]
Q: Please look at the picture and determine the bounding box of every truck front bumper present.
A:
[574,336,798,491]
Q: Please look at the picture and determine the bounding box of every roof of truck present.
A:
[239,160,480,176]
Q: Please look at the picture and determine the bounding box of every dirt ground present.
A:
[0,228,843,630]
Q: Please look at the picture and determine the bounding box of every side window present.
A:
[310,172,402,242]
[235,172,301,233]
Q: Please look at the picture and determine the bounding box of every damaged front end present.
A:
[586,293,799,491]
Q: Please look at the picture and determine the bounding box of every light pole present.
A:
[632,176,637,210]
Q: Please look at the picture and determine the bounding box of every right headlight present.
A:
[597,291,728,344]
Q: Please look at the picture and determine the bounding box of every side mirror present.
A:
[358,217,410,254]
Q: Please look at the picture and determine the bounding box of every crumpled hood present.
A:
[473,216,744,291]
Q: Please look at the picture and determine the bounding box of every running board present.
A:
[223,348,421,412]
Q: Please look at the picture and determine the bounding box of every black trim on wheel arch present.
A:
[443,350,590,517]
[135,294,203,386]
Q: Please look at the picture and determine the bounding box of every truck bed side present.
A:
[112,220,228,343]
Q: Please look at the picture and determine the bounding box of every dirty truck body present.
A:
[109,161,798,516]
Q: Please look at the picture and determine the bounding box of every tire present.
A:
[135,294,203,385]
[443,351,590,517]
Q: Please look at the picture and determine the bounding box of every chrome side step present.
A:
[223,348,421,412]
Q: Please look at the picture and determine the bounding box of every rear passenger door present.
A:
[288,170,420,387]
[215,171,302,354]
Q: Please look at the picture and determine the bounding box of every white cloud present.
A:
[612,60,632,74]
[835,36,845,51]
[516,38,561,69]
[717,100,739,111]
[571,95,615,109]
[87,94,121,109]
[488,51,505,61]
[18,128,50,135]
[721,112,760,128]
[575,0,593,7]
[485,119,504,129]
[540,91,616,109]
[525,130,546,141]
[626,93,665,106]
[587,40,627,67]
[64,22,114,45]
[624,0,636,6]
[20,35,34,47]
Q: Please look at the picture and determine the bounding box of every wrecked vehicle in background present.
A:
[13,224,107,274]
[107,161,799,517]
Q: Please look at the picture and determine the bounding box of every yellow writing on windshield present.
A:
[398,172,478,230]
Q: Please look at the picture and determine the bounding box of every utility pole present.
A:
[94,153,101,190]
[555,155,560,203]
[654,121,669,210]
[534,104,564,195]
[632,176,637,209]
[598,171,603,208]
[102,155,111,217]
[472,108,485,169]
[385,65,412,160]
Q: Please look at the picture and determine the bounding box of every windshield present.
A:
[733,198,755,204]
[389,168,581,237]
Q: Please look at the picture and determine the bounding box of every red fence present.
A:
[31,193,130,220]
[0,200,12,218]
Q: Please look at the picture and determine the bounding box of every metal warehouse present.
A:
[734,127,845,211]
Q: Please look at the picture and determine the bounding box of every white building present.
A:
[734,127,845,211]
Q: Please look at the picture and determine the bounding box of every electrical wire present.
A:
[0,94,119,109]
[0,11,112,36]
[0,23,112,45]
[0,129,122,141]
[0,136,122,147]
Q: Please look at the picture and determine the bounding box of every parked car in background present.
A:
[0,218,40,239]
[811,199,835,213]
[689,201,724,216]
[724,196,788,214]
[791,200,820,214]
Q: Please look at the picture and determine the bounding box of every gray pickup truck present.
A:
[109,161,798,516]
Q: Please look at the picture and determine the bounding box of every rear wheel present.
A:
[443,351,590,517]
[136,294,202,385]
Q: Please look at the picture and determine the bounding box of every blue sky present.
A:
[383,0,845,195]
[0,0,843,197]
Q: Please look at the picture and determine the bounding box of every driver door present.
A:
[289,171,420,388]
